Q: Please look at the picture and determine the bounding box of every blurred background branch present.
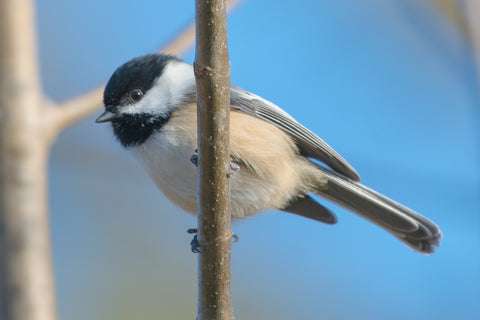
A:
[0,0,57,319]
[432,0,468,34]
[463,0,480,78]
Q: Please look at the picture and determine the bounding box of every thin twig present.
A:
[194,0,233,319]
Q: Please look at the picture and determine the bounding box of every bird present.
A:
[96,53,442,254]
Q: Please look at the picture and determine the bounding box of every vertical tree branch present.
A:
[0,0,58,320]
[194,0,233,319]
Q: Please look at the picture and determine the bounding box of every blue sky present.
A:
[38,0,479,319]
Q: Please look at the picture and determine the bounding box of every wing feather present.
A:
[230,85,360,181]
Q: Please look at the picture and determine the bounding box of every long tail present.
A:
[313,166,442,254]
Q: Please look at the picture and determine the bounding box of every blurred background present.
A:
[36,0,479,319]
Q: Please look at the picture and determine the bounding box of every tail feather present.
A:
[313,166,442,254]
[281,195,337,225]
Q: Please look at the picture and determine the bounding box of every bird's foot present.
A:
[190,149,240,177]
[187,228,238,253]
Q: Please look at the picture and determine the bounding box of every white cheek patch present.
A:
[122,61,196,116]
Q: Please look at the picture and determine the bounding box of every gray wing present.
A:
[230,85,360,181]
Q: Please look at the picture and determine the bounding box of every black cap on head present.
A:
[103,54,180,108]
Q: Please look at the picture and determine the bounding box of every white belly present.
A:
[131,131,199,214]
[130,130,300,219]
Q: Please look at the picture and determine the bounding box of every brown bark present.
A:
[194,0,233,319]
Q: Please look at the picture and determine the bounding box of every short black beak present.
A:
[95,110,119,123]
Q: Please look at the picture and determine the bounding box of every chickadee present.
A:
[96,53,442,254]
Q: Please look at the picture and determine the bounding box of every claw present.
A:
[190,149,199,167]
[232,233,239,244]
[227,158,240,178]
[187,228,203,253]
[187,228,238,252]
[190,234,203,253]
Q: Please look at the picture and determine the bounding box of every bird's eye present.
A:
[130,89,143,102]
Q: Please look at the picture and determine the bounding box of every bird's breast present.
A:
[131,127,199,214]
[129,104,310,219]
